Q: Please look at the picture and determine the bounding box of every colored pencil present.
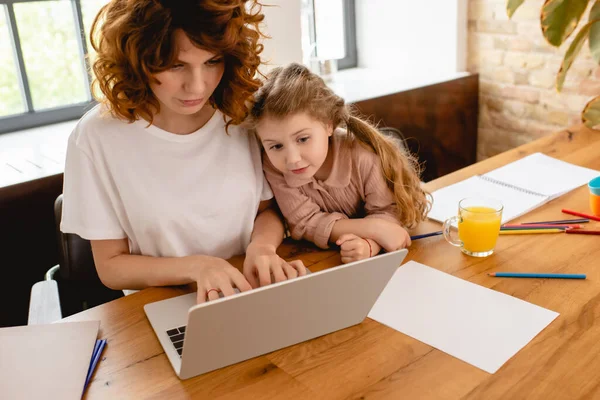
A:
[499,228,564,235]
[565,229,600,235]
[500,226,567,231]
[502,224,582,229]
[84,339,107,391]
[561,208,600,222]
[521,218,590,225]
[488,272,586,279]
[411,231,443,240]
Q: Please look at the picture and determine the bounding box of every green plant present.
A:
[507,0,600,128]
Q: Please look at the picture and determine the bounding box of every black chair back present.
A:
[53,194,122,315]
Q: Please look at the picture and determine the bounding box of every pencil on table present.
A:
[499,228,564,235]
[488,272,586,279]
[520,218,590,225]
[561,209,600,222]
[501,224,582,229]
[410,231,443,240]
[565,229,600,235]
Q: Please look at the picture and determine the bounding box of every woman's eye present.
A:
[171,64,184,70]
[206,58,224,66]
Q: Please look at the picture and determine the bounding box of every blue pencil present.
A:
[84,339,107,392]
[411,231,443,240]
[488,272,586,279]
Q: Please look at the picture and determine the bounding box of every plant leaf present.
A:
[556,21,594,91]
[589,1,600,63]
[582,95,600,128]
[541,0,589,46]
[507,0,526,18]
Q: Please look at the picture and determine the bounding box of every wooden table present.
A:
[67,124,600,399]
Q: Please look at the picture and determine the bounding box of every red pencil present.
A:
[502,224,582,229]
[561,209,600,222]
[565,229,600,235]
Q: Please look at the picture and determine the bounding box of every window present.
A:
[0,0,107,135]
[301,0,357,71]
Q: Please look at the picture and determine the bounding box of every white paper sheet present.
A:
[368,261,559,373]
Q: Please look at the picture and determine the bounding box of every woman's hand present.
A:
[336,234,380,264]
[243,243,307,288]
[368,220,412,252]
[189,256,253,304]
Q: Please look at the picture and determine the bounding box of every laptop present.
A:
[144,249,408,379]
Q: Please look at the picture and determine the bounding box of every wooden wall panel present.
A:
[352,74,479,182]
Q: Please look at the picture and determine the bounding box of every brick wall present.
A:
[467,0,600,159]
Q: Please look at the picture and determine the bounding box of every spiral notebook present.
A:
[428,153,600,224]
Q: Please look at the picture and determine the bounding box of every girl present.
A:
[249,63,431,263]
[60,0,305,304]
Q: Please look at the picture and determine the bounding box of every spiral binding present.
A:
[479,175,546,198]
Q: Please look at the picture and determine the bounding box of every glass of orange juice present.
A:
[442,197,503,257]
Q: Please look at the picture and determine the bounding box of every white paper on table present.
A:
[368,261,559,374]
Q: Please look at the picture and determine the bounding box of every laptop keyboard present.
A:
[166,325,186,357]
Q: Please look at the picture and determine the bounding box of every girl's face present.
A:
[150,30,225,132]
[257,112,333,179]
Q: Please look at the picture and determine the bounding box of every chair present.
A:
[28,194,123,324]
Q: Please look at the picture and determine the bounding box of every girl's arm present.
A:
[91,239,252,303]
[330,146,411,252]
[243,199,307,288]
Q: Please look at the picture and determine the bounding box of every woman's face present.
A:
[150,30,225,130]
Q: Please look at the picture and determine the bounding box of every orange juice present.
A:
[458,206,502,253]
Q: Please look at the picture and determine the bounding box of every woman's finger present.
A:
[196,287,207,304]
[217,280,236,297]
[206,287,221,301]
[229,269,253,292]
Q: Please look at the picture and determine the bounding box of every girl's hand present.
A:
[336,234,378,264]
[243,243,307,288]
[369,220,412,252]
[190,256,253,304]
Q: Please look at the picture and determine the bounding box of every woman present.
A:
[61,0,305,304]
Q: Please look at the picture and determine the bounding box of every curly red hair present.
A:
[90,0,265,128]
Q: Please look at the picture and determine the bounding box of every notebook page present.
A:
[428,175,547,224]
[483,153,600,198]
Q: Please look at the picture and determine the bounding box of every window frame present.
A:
[0,0,96,135]
[307,0,357,71]
[336,0,357,70]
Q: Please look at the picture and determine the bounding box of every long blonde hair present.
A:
[248,63,431,227]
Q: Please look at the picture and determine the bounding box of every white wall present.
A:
[355,0,467,74]
[259,1,304,73]
[257,0,467,75]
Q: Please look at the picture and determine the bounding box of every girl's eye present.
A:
[298,136,310,143]
[206,58,224,66]
[270,144,283,151]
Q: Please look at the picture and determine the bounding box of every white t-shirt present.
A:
[61,105,272,259]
